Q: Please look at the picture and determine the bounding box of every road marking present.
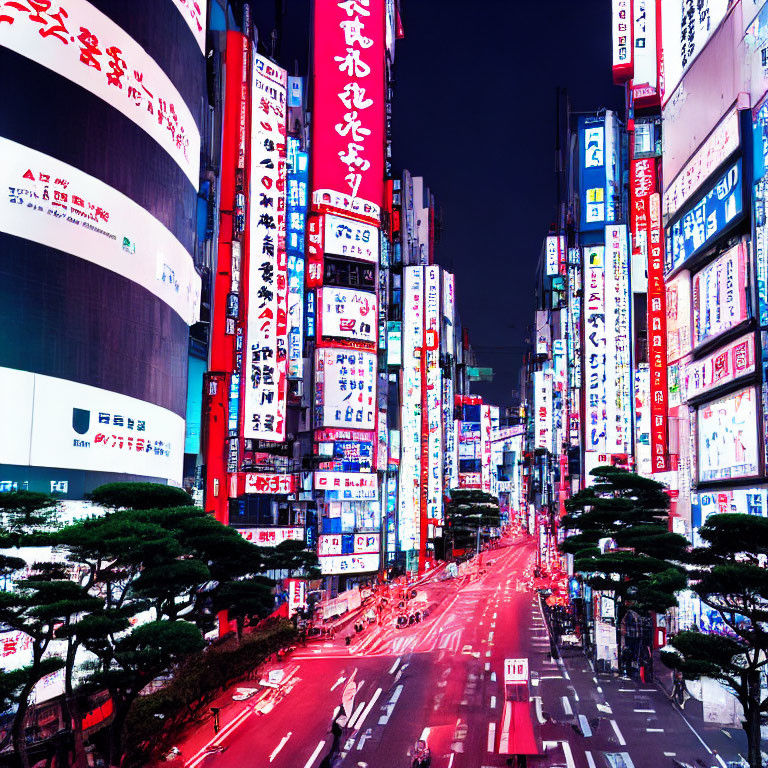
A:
[534,696,546,724]
[597,703,613,714]
[488,631,494,642]
[611,719,627,745]
[186,707,253,767]
[303,740,326,768]
[621,753,635,768]
[330,675,346,692]
[562,669,570,680]
[592,676,599,684]
[664,753,676,757]
[618,688,635,692]
[596,686,603,693]
[572,690,579,702]
[634,708,655,713]
[498,701,514,752]
[586,751,597,768]
[388,657,401,675]
[269,732,292,762]
[490,672,496,682]
[638,688,657,693]
[487,722,496,752]
[561,739,576,768]
[419,727,431,741]
[346,701,367,730]
[647,728,664,732]
[485,662,490,671]
[540,675,563,679]
[562,696,573,715]
[486,650,492,657]
[378,684,403,725]
[579,714,592,737]
[490,696,496,709]
[356,728,372,750]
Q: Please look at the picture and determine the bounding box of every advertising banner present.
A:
[0,0,200,185]
[399,266,423,550]
[0,138,200,325]
[692,244,748,348]
[605,225,632,454]
[319,553,380,575]
[287,254,305,379]
[666,272,692,362]
[386,321,402,366]
[684,334,756,400]
[666,159,744,275]
[171,0,207,53]
[545,235,565,276]
[311,0,385,224]
[631,0,658,104]
[287,138,308,379]
[0,368,184,483]
[584,245,607,452]
[314,348,376,429]
[306,215,324,288]
[318,287,378,345]
[314,471,378,500]
[663,107,740,222]
[533,371,552,451]
[236,527,304,545]
[660,0,730,105]
[244,473,296,494]
[579,113,619,233]
[443,377,457,491]
[424,265,443,521]
[697,386,759,482]
[243,54,288,441]
[481,404,492,493]
[324,214,379,262]
[611,0,633,84]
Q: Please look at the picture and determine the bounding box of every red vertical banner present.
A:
[306,214,324,288]
[311,0,385,225]
[631,157,668,472]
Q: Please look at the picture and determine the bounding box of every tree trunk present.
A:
[107,694,130,768]
[11,680,34,768]
[743,670,763,768]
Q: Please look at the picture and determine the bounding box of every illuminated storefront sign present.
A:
[171,0,207,53]
[666,272,692,362]
[692,244,748,348]
[443,377,457,491]
[663,108,740,221]
[386,321,402,366]
[399,266,423,550]
[244,473,296,494]
[584,245,607,451]
[243,54,288,441]
[579,113,619,232]
[631,0,658,103]
[533,371,552,451]
[0,138,201,325]
[236,527,304,545]
[306,215,324,288]
[314,471,378,500]
[318,532,380,556]
[287,254,305,378]
[481,404,492,493]
[697,386,759,482]
[318,286,378,345]
[324,214,379,262]
[666,159,744,275]
[319,553,380,574]
[0,368,184,483]
[660,0,730,104]
[545,235,565,276]
[0,0,200,185]
[311,0,385,224]
[605,225,632,454]
[314,348,376,430]
[611,0,633,84]
[424,265,442,522]
[287,139,308,379]
[684,334,756,400]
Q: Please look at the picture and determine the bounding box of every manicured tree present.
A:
[264,539,321,579]
[445,490,501,553]
[0,490,59,541]
[86,482,192,511]
[561,467,688,662]
[661,513,768,768]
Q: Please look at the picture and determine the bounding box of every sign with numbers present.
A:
[504,658,529,684]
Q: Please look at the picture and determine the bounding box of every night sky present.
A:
[391,1,623,410]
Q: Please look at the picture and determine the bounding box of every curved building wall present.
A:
[0,0,206,494]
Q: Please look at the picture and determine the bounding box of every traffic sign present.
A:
[504,658,528,684]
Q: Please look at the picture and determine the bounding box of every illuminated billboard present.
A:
[324,214,379,262]
[314,471,378,500]
[425,265,443,522]
[684,334,756,401]
[666,272,692,362]
[243,53,288,441]
[318,286,378,345]
[236,527,304,545]
[579,113,620,232]
[631,0,658,104]
[583,245,607,451]
[171,0,207,53]
[244,473,296,494]
[611,0,633,84]
[697,386,759,482]
[0,138,200,325]
[399,266,423,550]
[314,348,376,430]
[0,367,184,484]
[319,553,380,575]
[533,371,552,451]
[660,0,730,104]
[311,0,385,224]
[545,236,564,276]
[692,244,748,348]
[0,0,200,185]
[665,160,744,275]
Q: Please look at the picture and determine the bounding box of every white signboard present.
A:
[236,527,304,546]
[323,214,379,262]
[545,235,564,276]
[425,265,443,522]
[0,368,184,484]
[504,658,529,684]
[0,138,200,325]
[318,287,378,344]
[171,0,207,53]
[314,471,378,500]
[244,473,295,494]
[354,532,380,554]
[314,348,376,430]
[319,553,380,575]
[663,108,740,221]
[318,534,343,556]
[533,371,552,451]
[0,0,200,185]
[684,334,756,401]
[243,54,288,441]
[584,246,607,451]
[660,0,730,104]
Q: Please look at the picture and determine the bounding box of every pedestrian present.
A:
[329,716,343,757]
[210,707,221,734]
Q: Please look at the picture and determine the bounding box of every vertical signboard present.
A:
[481,405,492,493]
[424,266,443,522]
[579,115,619,232]
[244,54,288,441]
[605,225,632,454]
[612,0,634,84]
[631,0,658,104]
[287,137,308,379]
[584,245,607,454]
[399,266,423,552]
[311,0,385,224]
[443,376,457,491]
[534,371,553,451]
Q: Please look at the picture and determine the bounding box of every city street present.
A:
[172,537,746,768]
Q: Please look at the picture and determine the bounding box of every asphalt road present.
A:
[176,537,749,768]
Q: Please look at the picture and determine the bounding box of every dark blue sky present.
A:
[391,1,623,409]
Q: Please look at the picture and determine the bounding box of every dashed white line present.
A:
[487,722,496,752]
[578,714,592,737]
[635,708,656,713]
[560,739,576,768]
[490,672,497,682]
[388,657,401,675]
[490,695,497,708]
[647,728,664,732]
[269,732,292,762]
[303,740,326,768]
[585,751,597,768]
[485,662,491,671]
[611,719,627,745]
[562,697,573,716]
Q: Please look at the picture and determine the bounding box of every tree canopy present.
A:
[445,489,501,550]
